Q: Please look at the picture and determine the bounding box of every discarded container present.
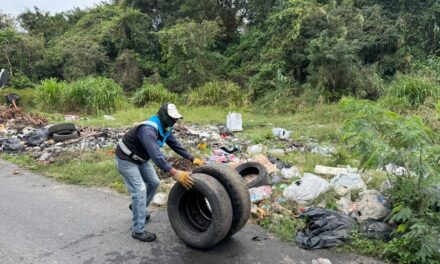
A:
[249,186,272,203]
[272,128,291,140]
[283,173,329,204]
[296,208,356,249]
[226,112,243,132]
[330,172,367,192]
[280,166,301,179]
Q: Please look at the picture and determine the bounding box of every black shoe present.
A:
[128,204,151,221]
[132,231,156,242]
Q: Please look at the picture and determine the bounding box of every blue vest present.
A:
[141,115,172,148]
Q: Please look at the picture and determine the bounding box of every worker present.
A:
[115,103,204,242]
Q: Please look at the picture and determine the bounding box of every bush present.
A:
[66,76,123,114]
[187,81,248,107]
[8,73,35,89]
[132,82,177,106]
[385,74,440,108]
[36,77,123,114]
[36,78,67,111]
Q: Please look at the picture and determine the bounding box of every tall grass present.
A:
[35,77,123,115]
[187,81,248,107]
[131,82,177,106]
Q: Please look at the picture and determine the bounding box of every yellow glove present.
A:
[192,157,205,166]
[171,169,195,189]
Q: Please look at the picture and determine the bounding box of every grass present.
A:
[261,214,305,243]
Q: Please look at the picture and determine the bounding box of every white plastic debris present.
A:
[283,173,329,204]
[280,166,301,179]
[330,172,367,191]
[336,197,357,215]
[103,115,116,120]
[385,163,407,176]
[268,148,285,157]
[312,258,332,264]
[314,165,358,175]
[272,127,292,140]
[355,190,390,222]
[226,112,243,132]
[152,193,167,206]
[247,144,267,156]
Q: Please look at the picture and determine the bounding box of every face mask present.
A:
[157,103,175,130]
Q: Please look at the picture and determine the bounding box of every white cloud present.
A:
[1,0,109,17]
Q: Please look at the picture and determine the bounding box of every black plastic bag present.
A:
[296,208,355,249]
[22,129,48,146]
[5,93,21,105]
[2,138,24,151]
[360,220,393,241]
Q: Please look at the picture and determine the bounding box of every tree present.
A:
[0,28,22,76]
[158,20,222,91]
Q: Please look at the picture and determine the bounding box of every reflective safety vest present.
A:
[141,115,172,148]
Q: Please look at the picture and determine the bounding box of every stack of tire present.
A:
[167,164,251,249]
[48,123,79,142]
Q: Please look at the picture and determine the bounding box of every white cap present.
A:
[167,103,183,119]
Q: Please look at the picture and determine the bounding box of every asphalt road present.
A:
[0,159,383,264]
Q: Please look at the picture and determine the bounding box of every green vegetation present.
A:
[132,82,178,106]
[35,76,123,114]
[188,81,248,107]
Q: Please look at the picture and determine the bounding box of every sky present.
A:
[1,0,109,17]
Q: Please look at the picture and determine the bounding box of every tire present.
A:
[48,123,76,136]
[53,131,79,142]
[167,173,233,249]
[235,161,269,188]
[193,164,250,237]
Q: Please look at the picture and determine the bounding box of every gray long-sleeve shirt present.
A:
[137,125,194,172]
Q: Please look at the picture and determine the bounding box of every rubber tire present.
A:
[193,164,250,237]
[53,131,79,142]
[48,123,76,136]
[167,173,233,249]
[235,161,269,188]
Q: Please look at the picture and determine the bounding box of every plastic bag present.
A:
[296,208,356,249]
[283,173,329,204]
[361,220,392,241]
[2,138,24,151]
[355,190,390,222]
[272,127,291,140]
[226,112,243,132]
[330,172,367,191]
[249,186,272,203]
[280,166,301,179]
[22,128,48,146]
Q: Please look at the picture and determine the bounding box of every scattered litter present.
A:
[218,126,232,136]
[308,144,336,156]
[2,138,24,151]
[280,166,301,179]
[103,115,115,120]
[11,169,20,176]
[314,165,358,175]
[249,185,272,203]
[0,107,48,127]
[361,220,393,241]
[220,145,239,154]
[270,174,282,185]
[283,173,329,204]
[64,115,80,121]
[355,190,390,222]
[296,208,356,249]
[330,172,367,192]
[385,163,407,176]
[251,236,268,241]
[152,193,167,206]
[252,154,278,175]
[197,142,207,150]
[226,112,243,132]
[268,156,290,169]
[247,144,267,156]
[268,148,286,157]
[272,127,292,140]
[312,259,332,264]
[209,149,239,163]
[336,197,357,215]
[22,129,48,146]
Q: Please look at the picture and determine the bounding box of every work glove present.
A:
[171,169,194,189]
[192,157,205,166]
